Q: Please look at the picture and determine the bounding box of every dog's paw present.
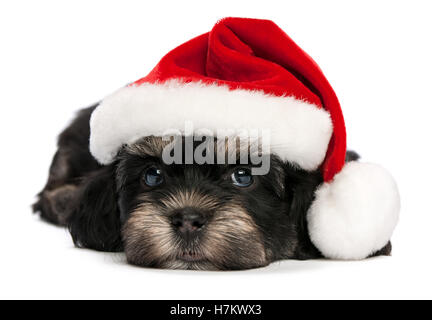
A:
[32,184,78,226]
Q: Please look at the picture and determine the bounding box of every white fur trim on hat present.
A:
[89,80,333,170]
[307,161,400,260]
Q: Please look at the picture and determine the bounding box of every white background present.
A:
[1,0,431,299]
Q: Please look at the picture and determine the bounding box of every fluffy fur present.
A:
[33,106,392,270]
[90,80,333,170]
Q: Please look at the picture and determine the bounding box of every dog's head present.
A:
[69,136,323,270]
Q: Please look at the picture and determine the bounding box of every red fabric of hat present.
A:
[89,17,400,260]
[133,17,346,182]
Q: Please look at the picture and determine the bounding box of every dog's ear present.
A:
[286,150,363,258]
[282,163,323,258]
[68,164,123,252]
[345,150,360,162]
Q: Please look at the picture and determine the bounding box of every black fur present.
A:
[33,105,390,270]
[68,165,123,252]
[32,105,101,225]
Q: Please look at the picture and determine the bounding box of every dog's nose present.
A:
[171,208,206,236]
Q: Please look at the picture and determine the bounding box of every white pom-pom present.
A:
[307,161,400,260]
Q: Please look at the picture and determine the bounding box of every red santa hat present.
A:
[89,17,400,260]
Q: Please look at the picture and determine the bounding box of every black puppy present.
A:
[33,105,390,270]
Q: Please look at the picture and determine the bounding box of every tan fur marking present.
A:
[160,189,220,212]
[125,136,171,158]
[202,203,267,267]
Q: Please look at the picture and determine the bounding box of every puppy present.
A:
[33,105,391,270]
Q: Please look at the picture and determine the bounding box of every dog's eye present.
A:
[143,167,164,187]
[231,168,253,187]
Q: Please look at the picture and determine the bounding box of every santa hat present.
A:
[89,17,400,260]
